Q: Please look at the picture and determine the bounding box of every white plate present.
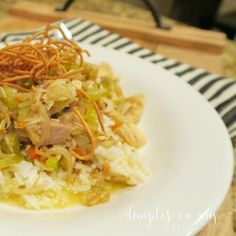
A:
[0,44,234,236]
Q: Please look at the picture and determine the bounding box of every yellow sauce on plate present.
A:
[0,181,129,210]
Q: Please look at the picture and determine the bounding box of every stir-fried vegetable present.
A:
[84,103,97,126]
[0,132,25,169]
[27,146,42,162]
[45,156,59,171]
[1,87,19,109]
[88,89,107,101]
[0,153,24,170]
[48,146,73,179]
[0,132,20,154]
[18,105,31,120]
[47,80,76,102]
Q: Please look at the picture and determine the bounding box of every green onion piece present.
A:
[0,153,24,170]
[84,104,97,125]
[45,156,59,171]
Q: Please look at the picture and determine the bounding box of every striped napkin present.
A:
[1,18,236,139]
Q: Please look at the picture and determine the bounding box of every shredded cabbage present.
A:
[0,154,24,170]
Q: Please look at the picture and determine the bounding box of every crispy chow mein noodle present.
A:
[0,24,89,86]
[0,24,148,209]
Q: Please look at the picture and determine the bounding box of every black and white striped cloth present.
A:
[1,18,236,139]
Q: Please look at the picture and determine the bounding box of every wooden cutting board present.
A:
[0,1,234,235]
[8,1,227,75]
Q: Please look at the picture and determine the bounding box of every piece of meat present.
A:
[47,122,72,145]
[26,121,72,146]
[59,111,84,132]
[59,111,78,127]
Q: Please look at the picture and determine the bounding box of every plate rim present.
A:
[83,43,235,235]
[0,42,234,236]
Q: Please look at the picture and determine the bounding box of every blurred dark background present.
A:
[37,0,236,39]
[124,0,236,39]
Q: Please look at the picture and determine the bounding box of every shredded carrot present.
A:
[14,120,27,128]
[102,163,110,176]
[73,148,82,156]
[111,122,122,131]
[27,146,42,162]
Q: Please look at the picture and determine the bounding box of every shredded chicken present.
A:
[117,95,144,124]
[114,123,146,148]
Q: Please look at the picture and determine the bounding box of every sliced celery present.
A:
[45,156,59,171]
[18,106,30,120]
[84,104,97,125]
